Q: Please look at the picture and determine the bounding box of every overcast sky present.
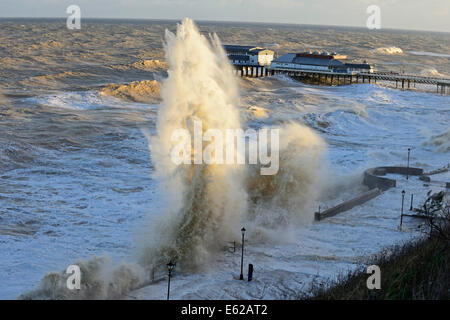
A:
[0,0,449,32]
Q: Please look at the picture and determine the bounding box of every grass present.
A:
[307,233,450,300]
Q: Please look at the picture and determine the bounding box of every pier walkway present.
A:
[234,65,450,94]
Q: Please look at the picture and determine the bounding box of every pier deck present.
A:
[234,65,450,94]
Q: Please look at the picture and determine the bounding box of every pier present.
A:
[225,47,450,94]
[233,66,450,94]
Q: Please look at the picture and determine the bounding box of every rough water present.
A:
[0,18,449,299]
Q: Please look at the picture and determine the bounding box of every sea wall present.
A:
[363,166,423,191]
[315,188,382,221]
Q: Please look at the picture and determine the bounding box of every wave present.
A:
[19,256,146,300]
[140,19,327,268]
[20,71,92,87]
[100,80,161,103]
[244,106,270,119]
[109,59,168,72]
[419,67,447,78]
[423,129,450,153]
[132,59,168,71]
[409,51,450,58]
[139,18,247,270]
[30,91,108,110]
[374,47,403,55]
[0,140,42,173]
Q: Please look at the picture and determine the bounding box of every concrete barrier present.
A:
[423,167,449,176]
[315,188,382,221]
[363,166,423,191]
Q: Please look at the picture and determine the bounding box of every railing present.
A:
[266,67,450,85]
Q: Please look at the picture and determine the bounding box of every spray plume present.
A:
[140,18,247,270]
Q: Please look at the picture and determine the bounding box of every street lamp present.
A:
[239,227,246,280]
[167,261,175,300]
[406,148,411,180]
[400,190,405,229]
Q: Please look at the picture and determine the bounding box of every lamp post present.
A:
[167,261,175,300]
[400,190,405,229]
[406,148,410,180]
[239,227,246,280]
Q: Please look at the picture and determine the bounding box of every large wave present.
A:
[375,47,403,55]
[139,18,326,268]
[139,18,247,270]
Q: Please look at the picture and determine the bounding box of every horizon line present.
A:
[0,16,449,34]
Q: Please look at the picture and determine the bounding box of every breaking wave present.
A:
[375,47,403,55]
[19,256,146,300]
[100,80,161,103]
[132,59,168,71]
[140,18,327,268]
[419,68,447,78]
[139,17,247,270]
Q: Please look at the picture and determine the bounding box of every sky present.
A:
[0,0,449,33]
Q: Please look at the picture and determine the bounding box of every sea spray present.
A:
[19,256,146,300]
[246,122,327,241]
[139,18,247,270]
[140,18,328,265]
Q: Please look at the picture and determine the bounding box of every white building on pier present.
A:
[270,51,373,74]
[223,45,274,66]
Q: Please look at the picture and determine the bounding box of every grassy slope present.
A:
[310,235,450,300]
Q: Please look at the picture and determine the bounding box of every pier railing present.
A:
[252,66,450,93]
